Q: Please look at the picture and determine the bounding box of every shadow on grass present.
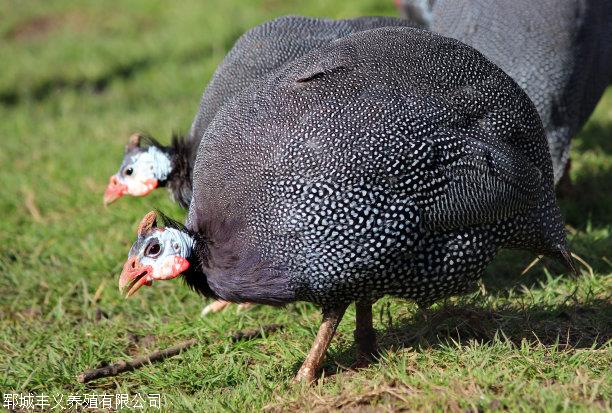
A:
[0,26,244,107]
[559,167,612,228]
[559,116,612,227]
[475,250,606,302]
[0,58,153,106]
[376,299,610,350]
[315,297,611,378]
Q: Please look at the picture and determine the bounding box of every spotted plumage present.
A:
[112,14,423,318]
[188,15,419,145]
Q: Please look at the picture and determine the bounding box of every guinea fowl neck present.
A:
[165,134,196,209]
[180,233,216,298]
[180,217,294,306]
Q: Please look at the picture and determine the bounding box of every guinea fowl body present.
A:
[189,15,420,315]
[110,15,423,318]
[399,0,612,184]
[185,26,570,308]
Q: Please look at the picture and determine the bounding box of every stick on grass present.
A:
[77,339,197,383]
[77,324,285,383]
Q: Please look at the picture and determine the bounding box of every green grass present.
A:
[0,0,610,411]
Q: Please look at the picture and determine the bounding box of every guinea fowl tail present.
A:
[537,198,578,276]
[562,248,579,276]
[549,245,579,276]
[538,195,578,276]
[505,190,577,275]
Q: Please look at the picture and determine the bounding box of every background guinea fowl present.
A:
[120,27,574,382]
[103,15,421,208]
[397,0,612,186]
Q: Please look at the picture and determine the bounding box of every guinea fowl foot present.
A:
[294,306,347,383]
[352,301,378,369]
[200,300,254,316]
[200,300,231,316]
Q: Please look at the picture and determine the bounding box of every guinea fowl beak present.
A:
[119,256,153,298]
[104,175,128,206]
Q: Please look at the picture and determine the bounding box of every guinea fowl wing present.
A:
[285,29,546,233]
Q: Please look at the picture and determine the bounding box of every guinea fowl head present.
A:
[119,211,195,297]
[104,133,173,205]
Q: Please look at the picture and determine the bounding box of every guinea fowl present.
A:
[118,27,574,382]
[397,0,612,186]
[103,15,420,208]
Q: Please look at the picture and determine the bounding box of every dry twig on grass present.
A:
[77,339,197,383]
[77,323,285,382]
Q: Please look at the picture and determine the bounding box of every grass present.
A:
[0,0,610,411]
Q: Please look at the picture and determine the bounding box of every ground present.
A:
[0,0,610,411]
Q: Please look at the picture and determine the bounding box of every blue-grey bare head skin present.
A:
[104,133,173,205]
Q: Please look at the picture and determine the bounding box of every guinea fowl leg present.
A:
[295,306,347,383]
[236,302,253,313]
[201,301,254,316]
[201,301,254,317]
[353,300,378,368]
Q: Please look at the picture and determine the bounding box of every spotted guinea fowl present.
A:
[118,27,575,382]
[103,15,420,208]
[397,0,612,186]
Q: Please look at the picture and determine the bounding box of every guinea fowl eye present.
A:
[125,167,134,176]
[145,241,161,258]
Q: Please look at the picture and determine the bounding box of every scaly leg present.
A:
[353,300,378,367]
[202,301,254,317]
[294,306,347,383]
